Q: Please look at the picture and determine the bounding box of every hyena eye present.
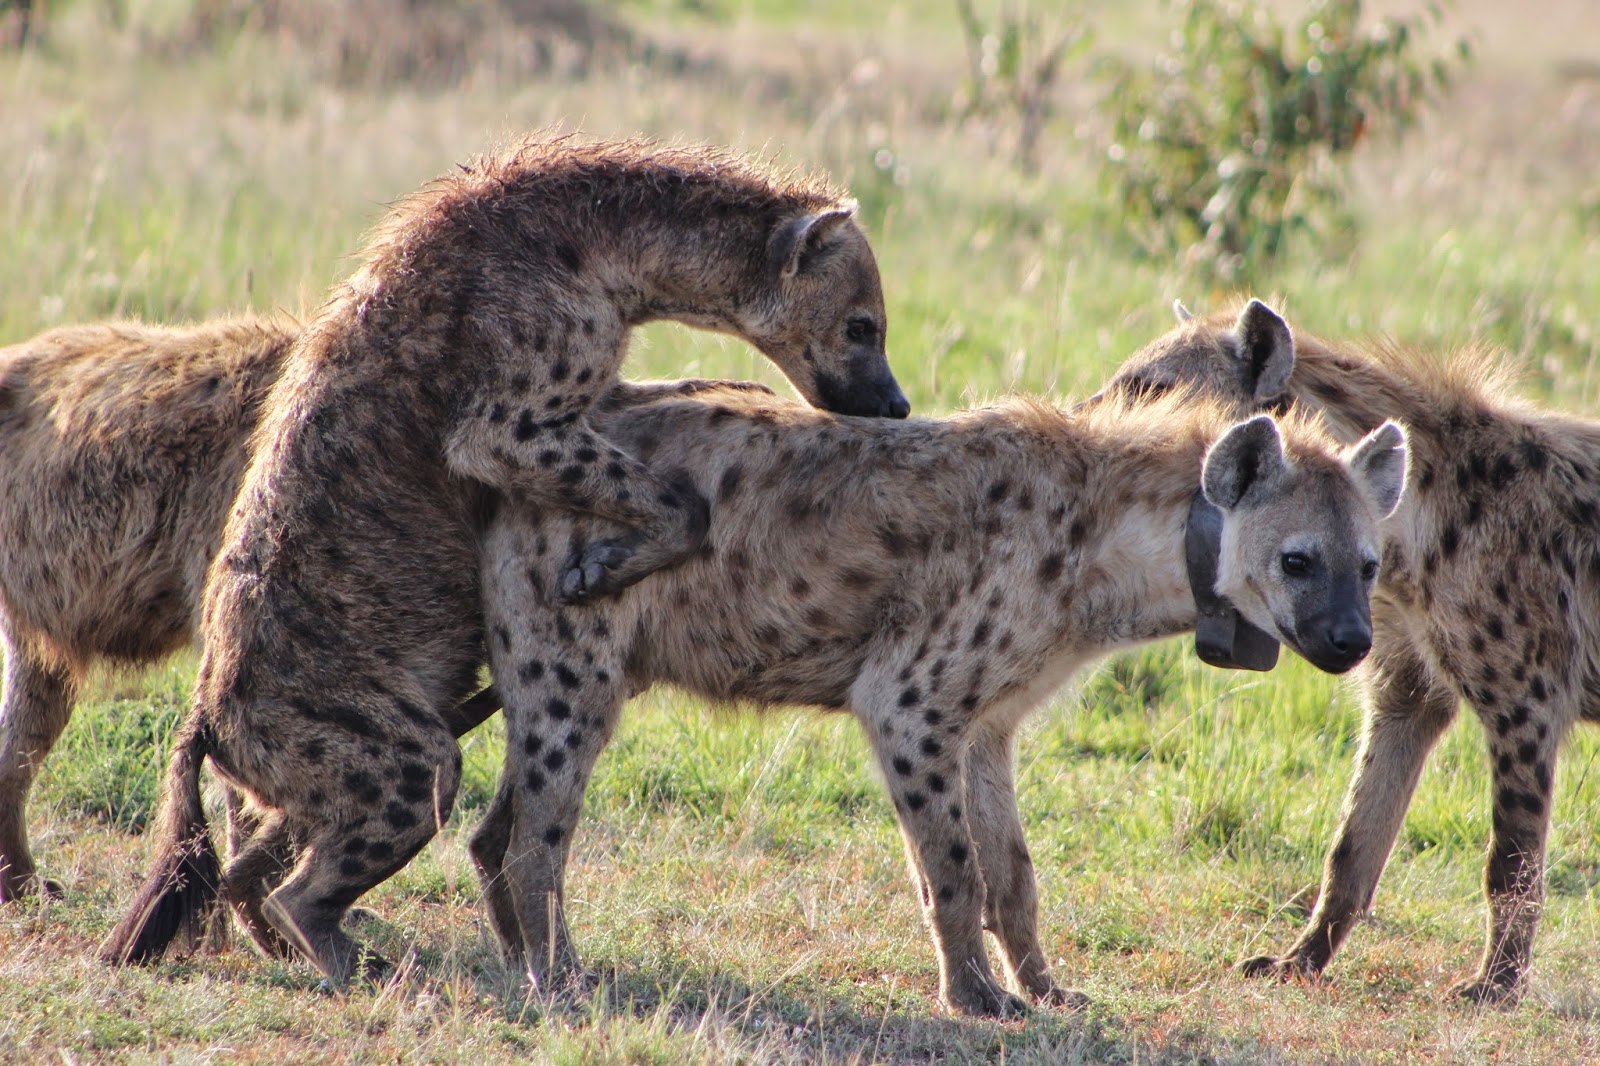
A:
[845,317,877,343]
[1361,558,1379,582]
[1281,552,1314,577]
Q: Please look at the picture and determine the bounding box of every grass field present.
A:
[3,1,1600,1061]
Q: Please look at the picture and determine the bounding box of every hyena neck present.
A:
[1062,431,1213,648]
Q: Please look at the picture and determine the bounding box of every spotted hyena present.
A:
[461,382,1406,1017]
[102,135,907,984]
[0,317,512,903]
[1105,298,1598,1003]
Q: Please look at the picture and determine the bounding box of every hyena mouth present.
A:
[815,369,911,419]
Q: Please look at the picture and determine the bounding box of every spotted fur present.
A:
[101,134,905,984]
[1108,299,1595,1004]
[471,383,1405,1017]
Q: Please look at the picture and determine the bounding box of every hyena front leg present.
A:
[1449,696,1568,1004]
[447,376,709,606]
[1241,635,1457,980]
[0,631,75,902]
[476,508,627,991]
[859,692,1025,1018]
[963,721,1086,1010]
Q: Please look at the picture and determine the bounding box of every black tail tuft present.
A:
[101,717,221,965]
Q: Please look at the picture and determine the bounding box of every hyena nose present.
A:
[1326,619,1372,664]
[882,388,911,419]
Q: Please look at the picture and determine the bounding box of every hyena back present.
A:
[104,135,906,985]
[1107,298,1600,1003]
[473,383,1407,1017]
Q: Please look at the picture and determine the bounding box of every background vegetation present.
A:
[2,0,1599,1061]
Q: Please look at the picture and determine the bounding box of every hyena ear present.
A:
[770,206,856,281]
[1203,415,1289,510]
[1232,299,1294,404]
[1172,298,1195,322]
[1344,420,1409,519]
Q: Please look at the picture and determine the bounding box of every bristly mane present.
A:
[355,133,848,276]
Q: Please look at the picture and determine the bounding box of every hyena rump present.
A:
[0,317,505,902]
[1106,298,1600,1003]
[468,383,1406,1017]
[104,135,906,984]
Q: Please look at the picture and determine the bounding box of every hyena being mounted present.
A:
[0,318,506,902]
[104,135,906,985]
[461,384,1407,1017]
[1105,299,1600,1003]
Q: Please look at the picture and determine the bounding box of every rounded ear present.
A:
[769,206,856,281]
[1172,298,1195,322]
[1344,420,1409,519]
[1232,299,1294,403]
[1203,415,1289,510]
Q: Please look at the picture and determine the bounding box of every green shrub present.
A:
[1100,0,1467,281]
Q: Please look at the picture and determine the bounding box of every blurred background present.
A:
[2,0,1596,410]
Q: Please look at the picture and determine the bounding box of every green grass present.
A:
[4,0,1600,1061]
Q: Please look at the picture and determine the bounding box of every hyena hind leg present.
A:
[0,636,76,902]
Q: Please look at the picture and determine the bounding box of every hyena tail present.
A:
[100,711,220,965]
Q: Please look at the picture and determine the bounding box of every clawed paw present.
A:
[558,542,634,604]
[1446,974,1522,1007]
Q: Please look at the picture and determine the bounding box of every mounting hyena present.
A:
[450,383,1407,1018]
[1104,298,1600,1003]
[0,317,513,903]
[102,135,907,983]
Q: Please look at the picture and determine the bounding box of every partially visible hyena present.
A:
[0,318,504,902]
[104,135,907,984]
[457,383,1407,1017]
[1105,298,1600,1003]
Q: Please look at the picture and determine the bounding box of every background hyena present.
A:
[466,383,1406,1018]
[104,135,906,985]
[1105,299,1599,1003]
[0,318,504,903]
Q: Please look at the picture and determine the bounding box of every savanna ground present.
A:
[3,0,1600,1062]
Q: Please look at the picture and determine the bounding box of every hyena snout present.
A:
[1297,608,1373,674]
[816,355,910,419]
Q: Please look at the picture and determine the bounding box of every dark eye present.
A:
[1361,558,1379,581]
[1282,552,1313,577]
[845,317,877,343]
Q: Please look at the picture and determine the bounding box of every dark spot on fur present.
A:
[519,660,545,683]
[899,687,920,707]
[892,756,913,775]
[515,410,538,441]
[344,771,382,804]
[949,843,968,864]
[906,792,927,811]
[339,857,365,877]
[987,481,1010,504]
[1038,553,1064,583]
[1498,753,1513,774]
[301,740,326,762]
[544,825,565,845]
[547,698,573,720]
[543,749,567,771]
[937,885,955,903]
[970,620,992,649]
[553,663,581,689]
[525,768,546,792]
[383,802,419,830]
[920,736,942,756]
[928,773,947,793]
[523,734,543,757]
[1529,677,1548,702]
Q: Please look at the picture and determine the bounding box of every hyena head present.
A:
[739,206,910,419]
[1096,298,1295,416]
[1201,415,1409,674]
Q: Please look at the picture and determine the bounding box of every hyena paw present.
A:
[1446,973,1523,1006]
[1238,953,1320,981]
[945,973,1030,1019]
[0,873,65,903]
[1034,983,1091,1012]
[558,541,635,604]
